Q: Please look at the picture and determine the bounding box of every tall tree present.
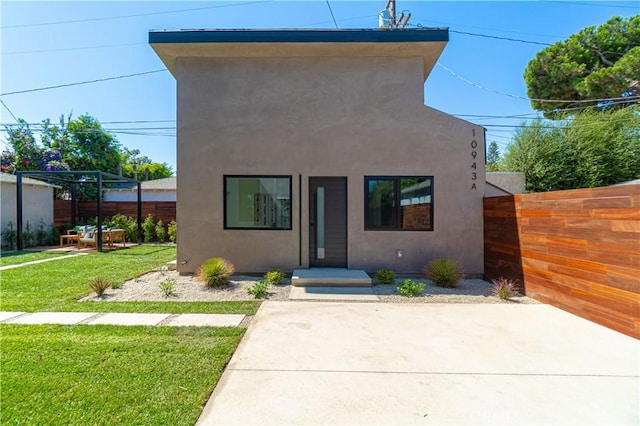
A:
[486,141,502,172]
[503,106,640,192]
[524,16,640,117]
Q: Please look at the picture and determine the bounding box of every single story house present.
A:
[1,172,58,236]
[103,176,176,201]
[150,28,486,274]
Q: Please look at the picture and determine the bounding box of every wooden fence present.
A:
[484,185,640,339]
[54,200,176,230]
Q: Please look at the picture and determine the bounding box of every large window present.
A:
[224,176,292,230]
[365,176,433,231]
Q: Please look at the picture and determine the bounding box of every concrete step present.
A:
[291,268,372,287]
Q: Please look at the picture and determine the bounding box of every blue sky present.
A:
[1,1,637,174]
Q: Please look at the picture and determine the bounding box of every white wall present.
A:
[1,182,55,235]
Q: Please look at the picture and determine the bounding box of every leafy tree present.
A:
[503,106,640,192]
[120,148,173,180]
[525,16,640,117]
[486,141,502,172]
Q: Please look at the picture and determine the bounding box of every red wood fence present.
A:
[54,200,176,230]
[484,185,640,339]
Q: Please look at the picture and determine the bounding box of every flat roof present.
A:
[149,28,448,44]
[149,28,448,80]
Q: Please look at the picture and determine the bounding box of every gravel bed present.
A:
[80,271,538,304]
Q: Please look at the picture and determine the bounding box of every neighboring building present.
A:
[103,176,176,201]
[150,28,486,274]
[485,172,526,196]
[1,172,58,235]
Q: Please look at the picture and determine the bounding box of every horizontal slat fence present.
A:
[54,200,176,240]
[484,185,640,339]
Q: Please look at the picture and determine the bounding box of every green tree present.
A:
[120,148,173,180]
[503,107,640,192]
[486,141,502,172]
[525,16,640,117]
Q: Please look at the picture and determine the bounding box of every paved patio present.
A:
[197,302,639,425]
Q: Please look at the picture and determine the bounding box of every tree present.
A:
[524,16,640,117]
[120,148,173,180]
[502,106,640,192]
[486,141,502,172]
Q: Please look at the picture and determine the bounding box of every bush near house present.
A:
[425,259,464,288]
[375,268,396,285]
[199,257,235,287]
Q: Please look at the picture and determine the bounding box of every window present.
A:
[365,176,433,231]
[224,176,292,230]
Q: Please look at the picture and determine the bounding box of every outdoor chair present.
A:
[77,226,98,249]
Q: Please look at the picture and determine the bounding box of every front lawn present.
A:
[0,245,259,315]
[1,324,244,425]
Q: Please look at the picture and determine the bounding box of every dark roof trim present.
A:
[149,28,448,44]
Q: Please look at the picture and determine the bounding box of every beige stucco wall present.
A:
[1,182,54,236]
[176,56,485,274]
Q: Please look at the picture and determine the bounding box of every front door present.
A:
[309,177,347,268]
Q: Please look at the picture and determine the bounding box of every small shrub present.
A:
[199,257,235,287]
[48,223,60,246]
[2,221,17,251]
[492,277,518,300]
[396,278,425,297]
[155,220,166,242]
[109,213,138,243]
[88,277,113,297]
[425,259,463,288]
[375,268,396,285]
[142,214,155,243]
[23,221,34,248]
[168,219,177,244]
[247,279,269,299]
[36,219,48,247]
[264,269,284,285]
[159,278,176,297]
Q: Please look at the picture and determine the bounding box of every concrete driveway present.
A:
[197,302,639,425]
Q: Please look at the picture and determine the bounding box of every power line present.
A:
[0,70,168,97]
[326,1,339,29]
[449,29,552,46]
[0,1,272,29]
[549,1,640,9]
[2,42,147,56]
[436,62,640,104]
[0,99,20,122]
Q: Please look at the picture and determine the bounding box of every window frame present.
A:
[364,175,434,231]
[223,175,293,231]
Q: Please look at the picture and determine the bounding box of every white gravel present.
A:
[80,270,539,304]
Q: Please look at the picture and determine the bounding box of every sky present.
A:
[1,0,638,174]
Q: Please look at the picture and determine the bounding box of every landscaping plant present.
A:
[155,219,166,242]
[88,277,113,297]
[142,214,155,243]
[247,279,269,299]
[159,278,176,297]
[2,221,17,251]
[375,268,396,285]
[264,269,284,285]
[425,259,463,288]
[199,257,235,287]
[22,221,34,248]
[36,219,48,247]
[396,278,425,297]
[492,277,519,300]
[168,219,177,244]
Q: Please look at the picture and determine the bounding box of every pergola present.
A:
[15,170,142,252]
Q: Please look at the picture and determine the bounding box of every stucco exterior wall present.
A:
[1,182,54,235]
[176,56,485,274]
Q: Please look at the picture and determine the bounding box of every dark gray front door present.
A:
[309,177,347,268]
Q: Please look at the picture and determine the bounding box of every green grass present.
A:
[1,324,245,426]
[0,251,69,267]
[0,245,259,315]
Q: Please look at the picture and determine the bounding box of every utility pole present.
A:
[379,0,411,30]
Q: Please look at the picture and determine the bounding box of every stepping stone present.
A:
[87,313,170,326]
[0,312,27,322]
[6,312,99,325]
[165,314,245,327]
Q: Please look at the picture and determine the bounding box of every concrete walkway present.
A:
[0,311,245,327]
[0,253,88,271]
[197,301,639,425]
